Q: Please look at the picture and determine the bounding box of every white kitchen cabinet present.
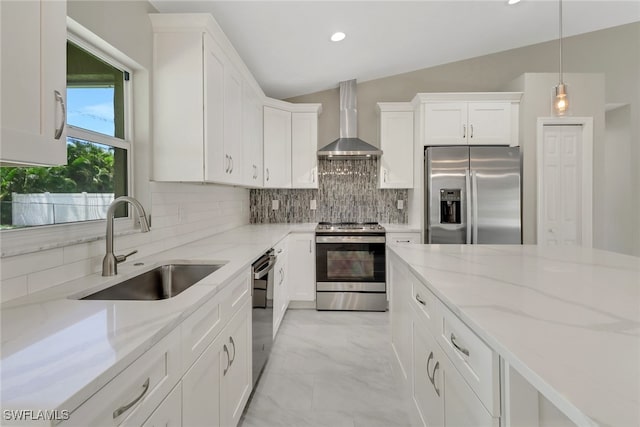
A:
[263,106,292,188]
[377,103,414,188]
[386,232,421,245]
[142,384,182,427]
[390,253,500,427]
[60,328,181,427]
[389,251,413,383]
[151,14,262,185]
[414,93,521,147]
[182,333,222,427]
[220,301,252,427]
[242,82,263,187]
[287,233,316,301]
[273,237,289,337]
[291,112,319,189]
[0,0,67,166]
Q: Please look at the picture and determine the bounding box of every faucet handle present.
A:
[115,250,138,264]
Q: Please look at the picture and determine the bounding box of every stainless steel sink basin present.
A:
[81,263,224,301]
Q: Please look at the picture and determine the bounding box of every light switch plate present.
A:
[310,199,317,210]
[272,200,279,210]
[397,200,404,210]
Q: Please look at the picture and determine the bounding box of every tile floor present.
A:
[239,309,413,427]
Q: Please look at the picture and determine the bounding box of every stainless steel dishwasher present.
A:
[251,249,277,387]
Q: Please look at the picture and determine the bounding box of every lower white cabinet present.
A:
[182,300,251,427]
[273,238,289,338]
[390,254,500,427]
[142,383,182,427]
[287,233,315,301]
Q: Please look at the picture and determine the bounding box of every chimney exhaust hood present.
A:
[318,79,382,159]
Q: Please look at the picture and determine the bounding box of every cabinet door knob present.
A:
[54,90,66,140]
[450,333,470,357]
[113,377,150,419]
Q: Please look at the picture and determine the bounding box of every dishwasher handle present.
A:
[253,254,277,280]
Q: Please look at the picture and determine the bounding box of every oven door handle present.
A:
[316,235,386,244]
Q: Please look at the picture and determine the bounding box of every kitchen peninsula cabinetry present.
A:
[377,103,414,188]
[263,100,322,189]
[150,14,263,185]
[1,0,67,166]
[414,93,522,147]
[389,251,500,427]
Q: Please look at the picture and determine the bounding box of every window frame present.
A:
[0,19,140,256]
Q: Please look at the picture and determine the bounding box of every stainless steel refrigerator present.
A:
[424,146,522,244]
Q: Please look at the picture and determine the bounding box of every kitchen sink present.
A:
[81,263,225,301]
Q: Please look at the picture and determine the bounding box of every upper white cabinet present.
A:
[291,111,320,189]
[263,105,292,188]
[414,93,522,147]
[264,100,321,189]
[1,0,67,166]
[150,14,264,185]
[377,102,414,188]
[242,82,263,187]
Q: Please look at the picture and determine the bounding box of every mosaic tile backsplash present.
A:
[250,159,408,224]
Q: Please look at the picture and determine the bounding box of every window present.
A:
[0,39,131,229]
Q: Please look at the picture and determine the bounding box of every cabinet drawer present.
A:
[437,301,500,416]
[387,232,421,244]
[181,291,224,373]
[409,271,438,335]
[62,328,181,427]
[141,383,181,427]
[220,269,251,323]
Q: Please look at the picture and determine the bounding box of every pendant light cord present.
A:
[559,0,563,84]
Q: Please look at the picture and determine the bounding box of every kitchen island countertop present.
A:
[388,243,640,427]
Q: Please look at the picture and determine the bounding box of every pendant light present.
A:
[552,0,569,115]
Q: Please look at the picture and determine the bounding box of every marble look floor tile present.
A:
[240,310,411,427]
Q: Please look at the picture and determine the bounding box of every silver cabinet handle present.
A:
[426,351,434,382]
[266,168,270,181]
[223,344,230,375]
[229,156,233,174]
[54,90,66,140]
[431,361,441,397]
[309,240,312,253]
[415,294,426,306]
[470,124,474,138]
[229,336,236,366]
[225,155,229,173]
[450,333,470,357]
[277,248,283,254]
[312,170,316,183]
[113,377,150,419]
[397,240,411,243]
[462,124,466,139]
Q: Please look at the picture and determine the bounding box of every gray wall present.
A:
[288,22,640,256]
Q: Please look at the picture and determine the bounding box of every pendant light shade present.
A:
[552,0,569,116]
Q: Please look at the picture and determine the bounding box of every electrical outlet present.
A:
[310,199,317,210]
[272,200,279,210]
[397,200,404,210]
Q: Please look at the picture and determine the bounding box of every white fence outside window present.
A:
[12,193,114,226]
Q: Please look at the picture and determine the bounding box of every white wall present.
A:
[0,1,250,302]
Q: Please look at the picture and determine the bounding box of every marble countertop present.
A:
[0,223,315,417]
[388,243,640,427]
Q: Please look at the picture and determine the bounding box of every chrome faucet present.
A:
[102,196,150,276]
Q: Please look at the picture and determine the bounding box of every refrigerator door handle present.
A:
[472,171,479,244]
[465,169,472,244]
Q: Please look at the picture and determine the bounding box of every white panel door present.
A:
[242,85,263,187]
[539,125,583,246]
[203,33,226,183]
[223,64,243,184]
[287,233,316,301]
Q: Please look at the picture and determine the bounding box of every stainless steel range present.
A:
[315,222,386,311]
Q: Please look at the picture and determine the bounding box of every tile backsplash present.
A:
[0,182,249,302]
[250,158,408,223]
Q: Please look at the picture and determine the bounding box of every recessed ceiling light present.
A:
[507,0,521,4]
[330,32,346,42]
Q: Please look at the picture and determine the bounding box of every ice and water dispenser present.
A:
[439,189,461,224]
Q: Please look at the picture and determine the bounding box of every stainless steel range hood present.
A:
[318,79,382,159]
